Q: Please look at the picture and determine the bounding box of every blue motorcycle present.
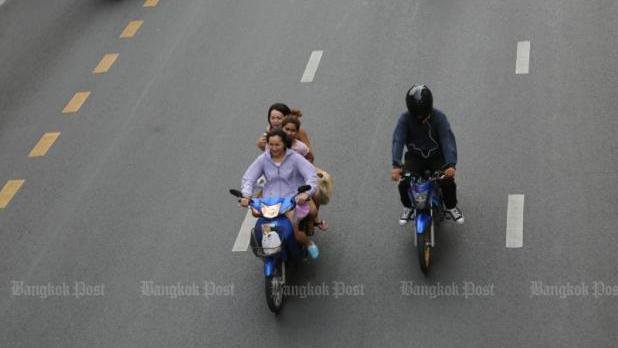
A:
[229,185,311,314]
[405,170,445,274]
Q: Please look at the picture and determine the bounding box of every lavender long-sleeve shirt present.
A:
[241,149,318,198]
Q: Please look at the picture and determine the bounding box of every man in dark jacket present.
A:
[391,85,464,225]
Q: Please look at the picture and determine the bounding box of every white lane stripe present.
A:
[300,50,323,83]
[232,210,257,252]
[232,176,265,252]
[0,0,7,6]
[506,194,525,248]
[515,41,530,74]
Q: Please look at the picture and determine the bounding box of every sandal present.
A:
[314,220,329,231]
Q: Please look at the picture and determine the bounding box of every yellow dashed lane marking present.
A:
[144,0,159,7]
[29,132,61,158]
[0,179,25,209]
[62,91,91,114]
[93,53,119,74]
[120,20,144,38]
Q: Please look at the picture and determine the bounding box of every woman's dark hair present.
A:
[267,103,291,127]
[282,116,301,131]
[266,128,292,149]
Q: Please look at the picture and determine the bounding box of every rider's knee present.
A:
[440,177,456,187]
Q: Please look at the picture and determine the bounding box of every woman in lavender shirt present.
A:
[240,128,320,259]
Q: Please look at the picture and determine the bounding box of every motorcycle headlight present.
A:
[261,203,281,218]
[412,191,428,209]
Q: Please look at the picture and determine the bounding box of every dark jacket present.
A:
[391,109,457,168]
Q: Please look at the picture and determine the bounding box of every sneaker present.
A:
[399,207,415,226]
[307,242,319,260]
[445,206,464,224]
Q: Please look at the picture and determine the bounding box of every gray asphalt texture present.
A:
[1,0,617,347]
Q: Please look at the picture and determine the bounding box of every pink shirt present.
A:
[291,140,309,157]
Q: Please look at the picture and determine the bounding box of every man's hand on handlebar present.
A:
[391,167,402,182]
[240,197,251,207]
[443,167,456,179]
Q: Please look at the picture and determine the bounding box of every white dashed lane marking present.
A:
[232,211,257,252]
[516,41,531,74]
[506,194,525,248]
[301,50,323,83]
[232,176,265,252]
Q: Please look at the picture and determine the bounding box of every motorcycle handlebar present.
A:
[400,170,445,182]
[229,185,311,207]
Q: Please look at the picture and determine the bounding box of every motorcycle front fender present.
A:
[264,256,277,277]
[416,212,432,235]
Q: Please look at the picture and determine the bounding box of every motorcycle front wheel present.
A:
[417,227,431,275]
[265,262,285,314]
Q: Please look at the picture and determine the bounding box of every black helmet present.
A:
[405,85,433,120]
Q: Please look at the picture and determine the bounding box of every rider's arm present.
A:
[256,133,267,151]
[295,153,319,197]
[305,150,314,164]
[241,155,265,197]
[391,113,407,168]
[434,112,458,169]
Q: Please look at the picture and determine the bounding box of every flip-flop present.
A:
[314,220,329,231]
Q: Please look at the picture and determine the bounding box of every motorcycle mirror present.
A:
[297,185,311,193]
[229,189,243,198]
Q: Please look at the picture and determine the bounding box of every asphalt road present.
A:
[1,0,617,346]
